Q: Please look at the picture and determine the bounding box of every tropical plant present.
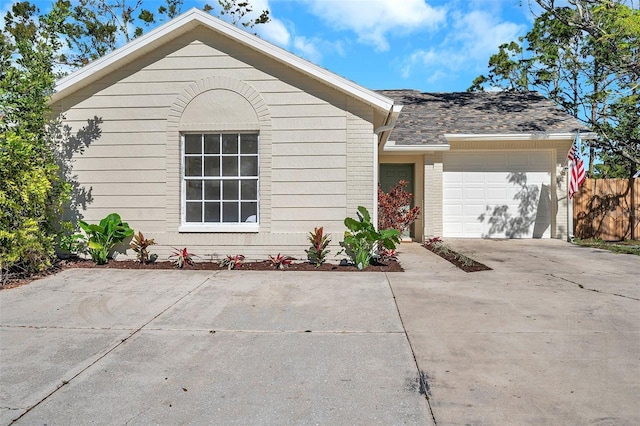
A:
[267,253,294,270]
[56,224,87,257]
[130,231,157,264]
[305,226,331,267]
[378,181,421,233]
[424,236,443,248]
[221,254,245,270]
[79,213,134,264]
[341,206,401,270]
[378,247,398,262]
[169,247,194,269]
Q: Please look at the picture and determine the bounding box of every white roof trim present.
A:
[383,140,450,152]
[52,8,394,112]
[444,132,597,142]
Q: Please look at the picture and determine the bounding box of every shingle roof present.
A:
[377,90,585,145]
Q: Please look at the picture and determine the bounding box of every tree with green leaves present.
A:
[1,2,71,282]
[470,0,639,178]
[59,0,270,68]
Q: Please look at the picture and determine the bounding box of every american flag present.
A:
[568,133,585,199]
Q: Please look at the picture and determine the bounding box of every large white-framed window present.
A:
[180,133,259,232]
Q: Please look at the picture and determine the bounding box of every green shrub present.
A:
[0,132,68,282]
[341,206,401,270]
[79,213,134,264]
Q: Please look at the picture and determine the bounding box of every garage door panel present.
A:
[484,173,511,184]
[465,188,487,200]
[464,222,484,235]
[443,151,552,238]
[445,187,463,199]
[463,172,488,183]
[486,187,509,199]
[465,203,487,217]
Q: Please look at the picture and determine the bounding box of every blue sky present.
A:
[253,0,535,92]
[3,0,540,92]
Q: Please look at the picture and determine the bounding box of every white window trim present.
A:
[180,133,260,233]
[178,224,259,233]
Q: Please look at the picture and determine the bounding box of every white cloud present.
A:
[291,35,345,63]
[203,0,292,47]
[401,9,525,86]
[302,0,446,51]
[257,18,291,46]
[293,36,321,62]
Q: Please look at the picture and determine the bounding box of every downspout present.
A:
[372,133,379,229]
[373,106,400,229]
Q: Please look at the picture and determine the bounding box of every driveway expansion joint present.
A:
[137,328,405,334]
[384,272,438,425]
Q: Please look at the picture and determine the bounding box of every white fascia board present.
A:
[376,104,404,150]
[444,132,597,142]
[52,8,394,112]
[383,140,450,152]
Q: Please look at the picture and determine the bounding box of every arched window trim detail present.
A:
[166,76,272,233]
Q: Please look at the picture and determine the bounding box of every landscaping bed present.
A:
[59,257,403,272]
[1,257,403,291]
[423,238,491,272]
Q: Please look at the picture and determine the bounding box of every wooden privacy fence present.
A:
[573,178,639,241]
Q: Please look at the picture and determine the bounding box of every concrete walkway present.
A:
[1,240,638,425]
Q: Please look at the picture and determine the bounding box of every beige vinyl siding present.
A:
[55,27,380,259]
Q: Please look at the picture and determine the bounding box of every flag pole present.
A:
[567,131,578,242]
[568,172,574,241]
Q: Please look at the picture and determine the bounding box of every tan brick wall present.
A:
[423,153,444,238]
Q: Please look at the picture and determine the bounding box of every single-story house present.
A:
[51,8,584,260]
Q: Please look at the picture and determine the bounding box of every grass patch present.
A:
[574,239,640,255]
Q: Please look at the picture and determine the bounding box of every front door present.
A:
[379,164,415,238]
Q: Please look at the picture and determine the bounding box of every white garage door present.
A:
[443,151,553,238]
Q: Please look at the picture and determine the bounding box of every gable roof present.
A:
[51,8,395,113]
[378,90,587,146]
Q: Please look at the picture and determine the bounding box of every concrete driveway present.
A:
[0,270,430,425]
[389,239,639,425]
[1,239,638,425]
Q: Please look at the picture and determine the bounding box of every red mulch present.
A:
[423,244,492,273]
[60,257,403,272]
[2,257,403,290]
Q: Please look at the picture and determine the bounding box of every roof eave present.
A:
[444,132,597,142]
[382,140,450,153]
[376,104,403,150]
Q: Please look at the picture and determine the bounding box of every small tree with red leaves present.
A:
[378,180,421,233]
